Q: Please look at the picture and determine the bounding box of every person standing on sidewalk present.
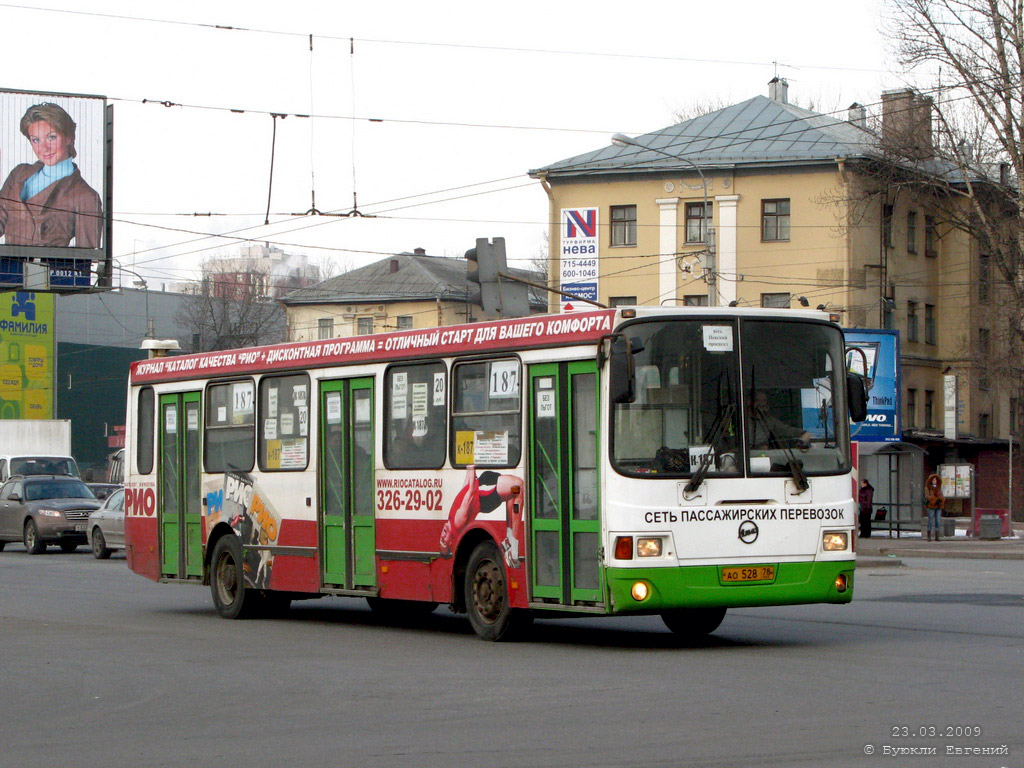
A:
[858,479,875,538]
[924,473,944,541]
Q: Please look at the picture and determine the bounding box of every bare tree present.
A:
[175,270,286,351]
[880,0,1024,391]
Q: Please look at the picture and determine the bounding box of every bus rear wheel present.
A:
[464,540,531,641]
[661,606,727,638]
[210,535,261,619]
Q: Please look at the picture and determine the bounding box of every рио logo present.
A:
[738,520,759,544]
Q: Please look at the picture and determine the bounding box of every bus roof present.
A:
[129,306,835,385]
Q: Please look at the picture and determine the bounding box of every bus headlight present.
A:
[822,531,849,552]
[636,537,663,557]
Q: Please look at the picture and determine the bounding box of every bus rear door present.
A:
[158,392,202,580]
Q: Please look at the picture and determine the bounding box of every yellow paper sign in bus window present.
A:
[265,439,282,469]
[455,430,475,464]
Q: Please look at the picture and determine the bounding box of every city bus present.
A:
[124,306,867,641]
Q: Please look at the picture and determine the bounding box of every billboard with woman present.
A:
[0,89,111,290]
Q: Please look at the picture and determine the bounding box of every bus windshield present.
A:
[612,318,849,477]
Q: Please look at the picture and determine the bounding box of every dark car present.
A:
[0,475,101,554]
[87,483,121,501]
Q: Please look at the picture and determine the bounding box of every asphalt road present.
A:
[1,546,1021,768]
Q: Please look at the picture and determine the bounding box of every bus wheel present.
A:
[210,535,260,619]
[661,607,727,637]
[464,540,531,641]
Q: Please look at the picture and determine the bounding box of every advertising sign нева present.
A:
[0,290,54,419]
[844,328,901,442]
[560,207,598,312]
[0,88,111,290]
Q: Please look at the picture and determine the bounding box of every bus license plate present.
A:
[722,565,775,583]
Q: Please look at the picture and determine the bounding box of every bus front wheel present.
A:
[210,535,261,619]
[464,540,531,642]
[661,606,727,638]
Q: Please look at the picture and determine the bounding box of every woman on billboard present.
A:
[0,102,102,248]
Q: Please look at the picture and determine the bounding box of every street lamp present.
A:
[115,262,153,339]
[610,133,716,305]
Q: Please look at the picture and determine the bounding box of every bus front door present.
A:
[319,378,376,590]
[158,392,202,580]
[527,361,602,607]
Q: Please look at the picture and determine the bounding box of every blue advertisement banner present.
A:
[843,329,901,442]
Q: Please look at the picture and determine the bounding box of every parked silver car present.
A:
[0,475,101,554]
[87,487,125,559]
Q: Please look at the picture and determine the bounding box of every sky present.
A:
[0,0,913,290]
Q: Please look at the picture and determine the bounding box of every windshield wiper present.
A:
[684,404,735,494]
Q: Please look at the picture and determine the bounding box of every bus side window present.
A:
[384,362,447,470]
[450,359,521,468]
[204,380,256,473]
[258,374,310,471]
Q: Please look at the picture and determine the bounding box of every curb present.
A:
[856,556,905,569]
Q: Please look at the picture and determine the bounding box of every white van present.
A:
[0,455,80,482]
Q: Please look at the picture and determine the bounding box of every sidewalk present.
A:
[856,519,1024,567]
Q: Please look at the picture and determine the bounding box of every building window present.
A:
[397,315,414,330]
[451,359,521,468]
[205,380,255,473]
[978,413,991,438]
[883,203,894,248]
[906,388,917,428]
[1011,397,1020,434]
[882,298,894,331]
[907,210,918,254]
[924,215,938,257]
[761,292,791,308]
[761,199,790,241]
[924,304,936,344]
[356,317,374,335]
[907,301,919,343]
[979,328,990,390]
[384,362,447,469]
[685,202,712,243]
[317,318,334,340]
[683,294,708,307]
[610,205,637,247]
[924,390,935,429]
[258,374,310,471]
[979,254,991,304]
[609,296,637,307]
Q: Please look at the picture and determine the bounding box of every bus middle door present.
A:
[319,378,376,590]
[527,361,602,607]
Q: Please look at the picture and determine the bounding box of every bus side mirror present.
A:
[847,372,869,422]
[609,336,637,404]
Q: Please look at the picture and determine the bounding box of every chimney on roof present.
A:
[413,247,426,256]
[881,88,933,158]
[768,76,789,104]
[848,102,867,129]
[390,259,400,273]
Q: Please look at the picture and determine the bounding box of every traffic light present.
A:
[465,237,530,319]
